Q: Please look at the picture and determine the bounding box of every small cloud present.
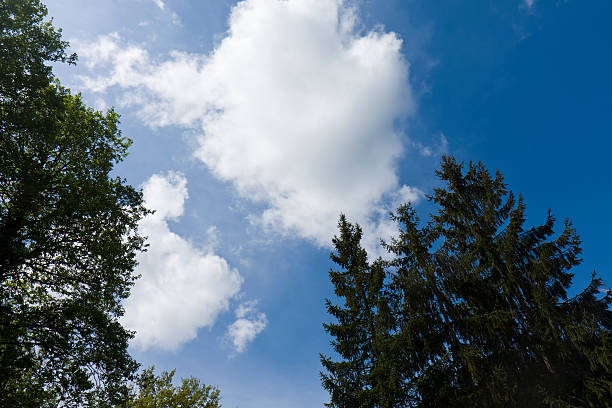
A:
[412,133,448,157]
[151,0,181,25]
[121,172,243,351]
[151,0,166,11]
[524,0,535,9]
[205,225,220,252]
[393,185,424,208]
[74,33,149,91]
[419,145,433,157]
[439,133,449,154]
[92,97,109,112]
[226,301,267,354]
[169,12,181,26]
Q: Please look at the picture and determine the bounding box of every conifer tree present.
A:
[321,217,403,408]
[322,156,611,408]
[322,216,418,408]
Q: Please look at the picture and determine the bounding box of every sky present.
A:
[44,1,611,407]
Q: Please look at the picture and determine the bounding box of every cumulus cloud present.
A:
[78,0,420,254]
[226,301,268,354]
[122,172,243,351]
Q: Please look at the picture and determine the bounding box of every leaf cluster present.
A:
[116,367,222,408]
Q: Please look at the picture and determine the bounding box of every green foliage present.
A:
[322,156,612,408]
[117,368,222,408]
[321,218,403,408]
[0,0,147,406]
[0,0,76,100]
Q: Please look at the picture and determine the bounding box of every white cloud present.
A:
[150,0,181,25]
[78,0,420,255]
[412,133,448,158]
[226,300,268,354]
[151,0,166,10]
[121,172,243,351]
[524,0,535,8]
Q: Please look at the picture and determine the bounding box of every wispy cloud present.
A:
[150,0,181,25]
[77,0,421,255]
[226,301,267,354]
[412,133,448,157]
[151,0,166,10]
[121,172,242,351]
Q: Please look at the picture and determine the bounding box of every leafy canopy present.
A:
[116,368,222,408]
[322,156,612,408]
[0,0,147,406]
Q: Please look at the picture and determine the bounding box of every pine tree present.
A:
[322,156,612,407]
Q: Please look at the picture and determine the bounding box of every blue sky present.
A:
[44,1,611,407]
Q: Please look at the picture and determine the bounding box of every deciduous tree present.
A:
[0,1,147,406]
[117,368,222,408]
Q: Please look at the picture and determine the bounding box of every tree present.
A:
[321,218,405,408]
[322,156,612,408]
[0,0,148,406]
[116,368,222,408]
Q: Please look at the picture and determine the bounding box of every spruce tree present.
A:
[321,216,414,408]
[322,156,611,407]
